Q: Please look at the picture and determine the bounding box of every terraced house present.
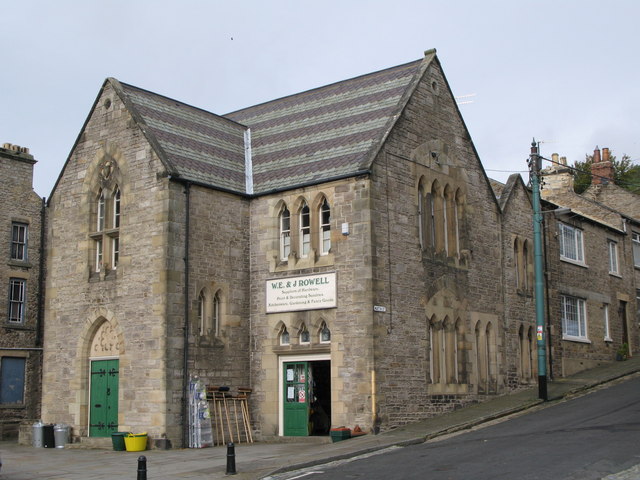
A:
[37,49,638,448]
[0,144,44,439]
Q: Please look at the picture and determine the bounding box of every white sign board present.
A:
[266,272,337,313]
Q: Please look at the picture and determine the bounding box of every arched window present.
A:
[113,187,121,229]
[418,185,425,249]
[279,206,291,261]
[97,189,105,231]
[213,291,221,337]
[514,238,521,288]
[198,290,207,336]
[429,317,440,384]
[299,324,310,344]
[300,202,310,257]
[319,198,331,255]
[427,190,435,249]
[522,240,530,291]
[92,185,121,273]
[279,325,290,346]
[319,321,331,343]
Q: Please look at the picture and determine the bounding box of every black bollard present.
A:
[137,455,147,480]
[226,442,237,475]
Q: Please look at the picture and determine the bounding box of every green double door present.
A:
[89,359,119,437]
[283,362,310,436]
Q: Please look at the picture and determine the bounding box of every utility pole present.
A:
[528,139,548,401]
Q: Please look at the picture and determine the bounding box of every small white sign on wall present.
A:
[266,272,337,313]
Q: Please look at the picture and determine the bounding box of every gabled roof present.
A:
[109,54,431,196]
[113,79,249,194]
[225,57,426,194]
[50,51,439,199]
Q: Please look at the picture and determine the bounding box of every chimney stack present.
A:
[591,146,614,185]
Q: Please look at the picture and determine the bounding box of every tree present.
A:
[572,151,640,194]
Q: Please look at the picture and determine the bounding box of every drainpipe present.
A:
[182,182,192,447]
[37,197,46,347]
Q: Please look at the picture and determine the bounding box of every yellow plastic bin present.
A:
[124,432,148,452]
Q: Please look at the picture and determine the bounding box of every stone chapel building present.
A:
[39,50,637,448]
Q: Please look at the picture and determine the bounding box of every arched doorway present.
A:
[88,320,121,437]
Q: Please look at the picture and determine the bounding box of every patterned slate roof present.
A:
[225,59,424,194]
[114,56,427,195]
[116,81,248,193]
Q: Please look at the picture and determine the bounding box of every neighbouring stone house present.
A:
[540,151,639,376]
[35,50,638,448]
[0,143,44,439]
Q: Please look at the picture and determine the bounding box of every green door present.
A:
[283,362,310,436]
[89,359,119,437]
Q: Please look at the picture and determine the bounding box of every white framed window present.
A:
[10,222,28,261]
[299,202,310,257]
[95,238,103,272]
[97,190,105,231]
[608,240,619,275]
[561,295,588,341]
[8,278,26,324]
[92,186,121,273]
[603,304,612,342]
[319,198,331,255]
[558,223,584,264]
[632,232,640,268]
[279,207,291,261]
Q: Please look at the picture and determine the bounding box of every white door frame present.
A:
[278,353,331,436]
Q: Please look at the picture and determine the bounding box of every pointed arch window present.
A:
[319,321,331,343]
[320,198,331,255]
[198,290,206,336]
[279,326,290,346]
[280,206,291,261]
[212,291,221,337]
[300,202,311,257]
[97,190,105,231]
[418,185,425,249]
[92,185,122,273]
[113,187,121,229]
[299,324,310,344]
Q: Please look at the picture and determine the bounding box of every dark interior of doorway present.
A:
[309,360,331,436]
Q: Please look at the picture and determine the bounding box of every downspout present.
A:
[182,182,192,447]
[36,197,46,347]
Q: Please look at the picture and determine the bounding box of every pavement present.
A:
[2,356,640,480]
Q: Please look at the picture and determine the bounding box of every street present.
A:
[271,376,640,480]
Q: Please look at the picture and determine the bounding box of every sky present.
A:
[2,0,639,198]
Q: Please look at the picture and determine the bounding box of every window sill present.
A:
[562,335,591,344]
[604,337,613,343]
[560,257,588,268]
[608,272,622,278]
[7,260,32,269]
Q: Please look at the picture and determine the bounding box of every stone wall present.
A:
[544,212,637,376]
[368,58,506,429]
[42,83,176,444]
[0,144,43,438]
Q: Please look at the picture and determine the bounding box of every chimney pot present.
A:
[593,146,601,163]
[602,147,610,162]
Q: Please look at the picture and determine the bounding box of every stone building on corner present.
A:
[38,50,638,448]
[0,143,44,439]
